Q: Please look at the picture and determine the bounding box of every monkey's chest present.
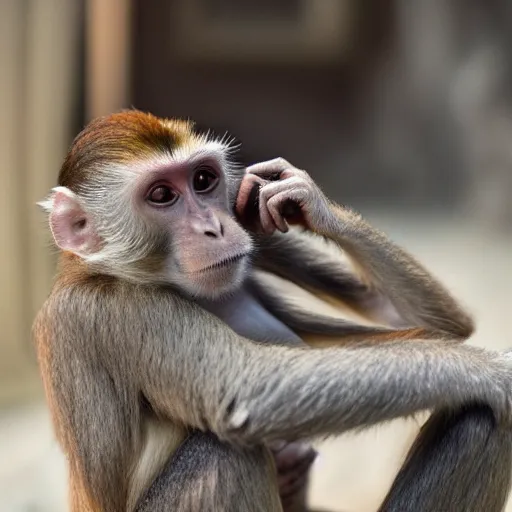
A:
[199,289,303,346]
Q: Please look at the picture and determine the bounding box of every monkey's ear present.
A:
[44,187,101,256]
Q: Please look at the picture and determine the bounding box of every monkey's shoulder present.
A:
[39,263,200,339]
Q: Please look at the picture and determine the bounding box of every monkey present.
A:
[33,110,512,512]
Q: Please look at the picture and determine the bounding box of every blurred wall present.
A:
[132,0,512,219]
[86,0,132,121]
[0,0,82,406]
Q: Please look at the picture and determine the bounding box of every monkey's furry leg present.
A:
[135,430,283,512]
[378,404,512,512]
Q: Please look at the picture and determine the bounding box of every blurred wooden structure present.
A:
[0,0,82,405]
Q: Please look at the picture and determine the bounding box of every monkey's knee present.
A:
[136,431,281,512]
[379,405,512,512]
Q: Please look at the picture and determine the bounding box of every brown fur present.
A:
[59,111,195,191]
[34,111,512,512]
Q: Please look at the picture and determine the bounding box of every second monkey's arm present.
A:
[238,159,473,340]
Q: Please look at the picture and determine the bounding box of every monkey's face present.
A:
[41,111,252,299]
[133,153,253,298]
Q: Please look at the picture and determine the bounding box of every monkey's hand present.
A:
[235,158,331,235]
[269,440,318,512]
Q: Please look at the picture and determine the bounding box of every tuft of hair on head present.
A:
[56,109,197,192]
[36,110,246,279]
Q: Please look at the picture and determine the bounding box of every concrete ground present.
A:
[1,212,511,512]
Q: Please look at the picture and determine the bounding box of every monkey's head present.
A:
[40,110,252,298]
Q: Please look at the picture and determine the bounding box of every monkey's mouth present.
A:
[197,253,248,274]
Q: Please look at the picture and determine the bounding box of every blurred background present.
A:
[1,0,512,511]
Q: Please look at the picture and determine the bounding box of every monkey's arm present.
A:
[113,283,511,445]
[251,228,471,341]
[244,160,473,339]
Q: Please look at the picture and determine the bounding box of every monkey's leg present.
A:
[378,404,512,512]
[135,432,319,512]
[135,430,283,512]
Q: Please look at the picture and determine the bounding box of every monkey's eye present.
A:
[193,167,218,193]
[147,185,178,206]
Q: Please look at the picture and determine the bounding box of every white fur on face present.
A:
[39,135,248,288]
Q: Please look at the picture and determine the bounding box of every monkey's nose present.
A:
[205,221,224,238]
[204,228,218,238]
[191,217,224,238]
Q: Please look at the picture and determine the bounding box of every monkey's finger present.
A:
[259,177,306,225]
[268,440,288,452]
[235,173,267,228]
[258,187,281,235]
[279,476,308,503]
[277,456,313,500]
[266,190,308,229]
[259,176,306,200]
[246,158,294,180]
[277,466,312,502]
[267,194,290,233]
[274,443,317,473]
[259,199,278,235]
[280,483,308,507]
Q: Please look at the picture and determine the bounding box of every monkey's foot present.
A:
[269,441,318,512]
